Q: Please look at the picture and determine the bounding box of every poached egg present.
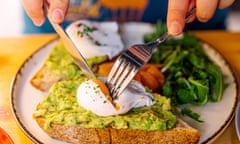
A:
[66,20,124,59]
[77,78,154,116]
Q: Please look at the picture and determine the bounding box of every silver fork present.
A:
[106,7,196,99]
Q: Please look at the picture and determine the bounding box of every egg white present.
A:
[66,20,124,59]
[77,78,154,116]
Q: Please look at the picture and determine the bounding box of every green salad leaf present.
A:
[181,107,204,122]
[144,23,226,122]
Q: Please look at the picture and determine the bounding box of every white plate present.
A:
[11,23,239,144]
[235,102,240,141]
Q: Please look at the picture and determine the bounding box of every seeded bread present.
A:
[35,117,200,144]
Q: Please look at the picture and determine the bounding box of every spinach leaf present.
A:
[206,63,224,102]
[188,77,209,105]
[144,23,226,122]
[181,107,204,122]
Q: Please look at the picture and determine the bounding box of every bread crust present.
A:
[36,118,200,144]
[30,65,65,92]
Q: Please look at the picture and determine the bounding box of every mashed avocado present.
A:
[45,41,108,80]
[33,40,177,131]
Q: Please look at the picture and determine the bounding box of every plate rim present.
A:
[196,38,240,143]
[10,36,240,144]
[235,102,240,141]
[10,38,59,144]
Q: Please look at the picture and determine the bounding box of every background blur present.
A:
[0,0,239,36]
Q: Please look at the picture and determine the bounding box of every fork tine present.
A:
[107,58,122,83]
[107,46,148,99]
[110,62,134,98]
[106,58,126,90]
[106,57,127,94]
[110,59,127,86]
[112,65,139,98]
[114,63,132,87]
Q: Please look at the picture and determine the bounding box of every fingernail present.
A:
[33,18,44,26]
[51,8,64,23]
[169,21,181,35]
[198,17,209,23]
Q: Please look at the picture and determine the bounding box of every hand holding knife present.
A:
[43,1,95,79]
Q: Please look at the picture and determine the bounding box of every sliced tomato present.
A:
[0,128,13,144]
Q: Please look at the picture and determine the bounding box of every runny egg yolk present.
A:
[91,78,121,111]
[91,78,112,103]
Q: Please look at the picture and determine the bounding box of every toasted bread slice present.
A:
[35,117,199,144]
[30,64,66,92]
[30,40,108,92]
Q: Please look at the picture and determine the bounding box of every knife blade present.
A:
[44,2,95,79]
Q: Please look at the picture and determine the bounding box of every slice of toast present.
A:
[35,117,200,144]
[30,64,66,92]
[30,40,109,92]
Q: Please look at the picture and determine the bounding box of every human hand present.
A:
[167,0,235,35]
[22,0,69,26]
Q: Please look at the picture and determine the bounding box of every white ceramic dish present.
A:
[235,102,240,141]
[11,23,239,144]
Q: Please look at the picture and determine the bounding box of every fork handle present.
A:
[185,7,197,22]
[147,33,169,48]
[147,6,196,48]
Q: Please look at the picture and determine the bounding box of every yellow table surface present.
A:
[0,31,240,144]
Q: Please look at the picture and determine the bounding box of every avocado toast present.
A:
[31,40,200,144]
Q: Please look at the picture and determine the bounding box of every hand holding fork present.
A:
[106,7,196,99]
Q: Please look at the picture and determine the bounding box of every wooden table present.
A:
[0,31,239,144]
